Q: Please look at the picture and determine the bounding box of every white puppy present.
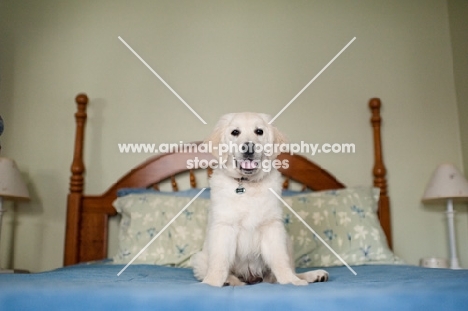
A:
[191,112,328,287]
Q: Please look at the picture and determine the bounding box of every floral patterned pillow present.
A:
[113,187,401,269]
[113,193,209,267]
[283,187,402,267]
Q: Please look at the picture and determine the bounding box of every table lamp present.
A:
[0,157,30,273]
[422,163,468,269]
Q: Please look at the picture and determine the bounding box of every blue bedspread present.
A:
[1,264,467,311]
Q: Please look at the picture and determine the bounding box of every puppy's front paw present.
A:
[202,275,226,287]
[224,274,246,286]
[302,269,329,283]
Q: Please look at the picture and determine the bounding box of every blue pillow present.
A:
[116,187,211,199]
[117,187,309,199]
[281,189,312,196]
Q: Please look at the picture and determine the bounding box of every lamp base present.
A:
[446,199,462,269]
[450,258,461,270]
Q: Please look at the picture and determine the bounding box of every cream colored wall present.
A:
[449,2,468,174]
[448,0,468,269]
[1,0,467,272]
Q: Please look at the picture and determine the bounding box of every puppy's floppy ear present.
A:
[259,114,288,158]
[272,125,287,146]
[203,113,236,157]
[270,124,287,158]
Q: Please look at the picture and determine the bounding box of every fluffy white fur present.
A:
[191,112,328,287]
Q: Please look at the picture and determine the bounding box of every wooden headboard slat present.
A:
[64,94,392,266]
[190,170,197,188]
[171,175,178,191]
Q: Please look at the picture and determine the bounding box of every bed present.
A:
[0,94,467,311]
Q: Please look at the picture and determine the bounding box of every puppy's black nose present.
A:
[241,142,255,157]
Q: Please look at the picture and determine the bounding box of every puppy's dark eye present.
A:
[231,129,240,136]
[254,129,263,136]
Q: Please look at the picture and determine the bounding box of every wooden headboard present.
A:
[64,94,391,266]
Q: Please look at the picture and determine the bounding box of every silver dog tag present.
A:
[236,187,246,194]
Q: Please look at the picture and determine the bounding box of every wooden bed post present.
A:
[64,93,88,266]
[369,98,392,249]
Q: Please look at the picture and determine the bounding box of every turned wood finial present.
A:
[69,93,88,193]
[75,93,88,106]
[369,97,381,110]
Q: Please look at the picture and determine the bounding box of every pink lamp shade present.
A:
[0,157,30,200]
